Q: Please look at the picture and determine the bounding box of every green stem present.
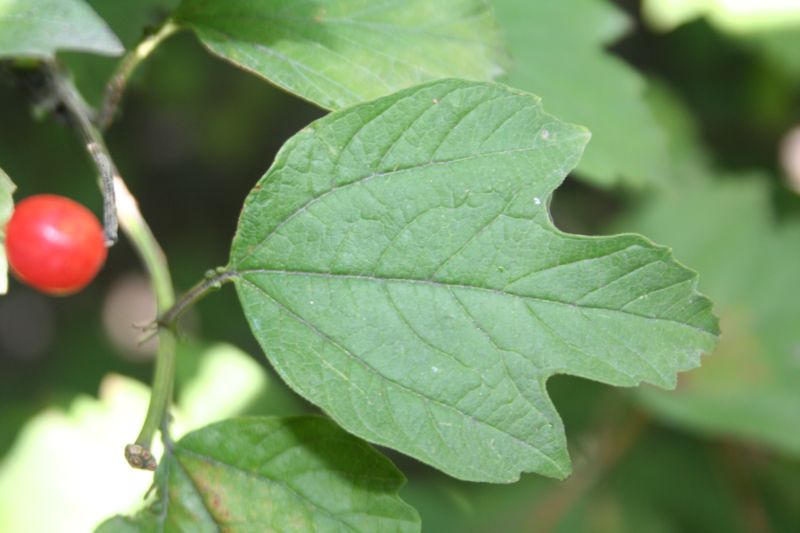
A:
[96,19,179,130]
[45,63,178,471]
[159,269,238,328]
[114,178,177,464]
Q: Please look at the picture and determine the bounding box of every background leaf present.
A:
[229,78,719,483]
[174,0,507,110]
[641,0,800,84]
[748,27,800,82]
[402,423,795,533]
[620,83,800,455]
[493,0,668,187]
[98,417,420,533]
[0,168,14,295]
[0,0,123,59]
[0,343,268,533]
[623,175,800,455]
[0,375,155,533]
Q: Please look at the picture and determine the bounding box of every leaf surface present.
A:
[493,0,668,187]
[174,0,506,110]
[0,0,123,59]
[97,417,420,533]
[229,79,719,482]
[0,168,15,295]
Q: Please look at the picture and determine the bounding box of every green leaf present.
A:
[97,417,420,533]
[0,344,268,533]
[174,0,506,110]
[642,1,800,83]
[0,375,156,533]
[748,27,800,82]
[177,342,269,426]
[404,425,762,533]
[0,0,123,59]
[0,167,15,295]
[228,78,719,482]
[623,175,800,456]
[622,85,800,454]
[493,0,669,187]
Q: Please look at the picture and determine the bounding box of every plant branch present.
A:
[96,19,179,130]
[45,62,178,471]
[45,62,118,245]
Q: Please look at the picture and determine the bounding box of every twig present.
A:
[96,19,179,130]
[44,63,178,471]
[45,62,118,245]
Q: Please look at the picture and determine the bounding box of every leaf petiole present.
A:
[96,18,179,130]
[158,268,238,329]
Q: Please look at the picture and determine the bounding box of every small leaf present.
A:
[0,167,16,295]
[229,79,719,482]
[174,0,506,110]
[493,0,669,187]
[97,417,420,533]
[0,0,123,59]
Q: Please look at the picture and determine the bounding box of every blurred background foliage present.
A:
[0,0,798,531]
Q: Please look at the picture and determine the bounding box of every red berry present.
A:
[5,194,107,295]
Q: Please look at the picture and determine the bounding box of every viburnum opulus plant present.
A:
[0,1,735,531]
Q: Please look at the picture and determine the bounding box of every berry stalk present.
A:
[44,63,178,471]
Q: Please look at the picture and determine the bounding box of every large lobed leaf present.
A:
[229,79,719,482]
[493,0,669,188]
[97,417,420,532]
[174,0,507,111]
[0,167,15,295]
[0,0,123,59]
